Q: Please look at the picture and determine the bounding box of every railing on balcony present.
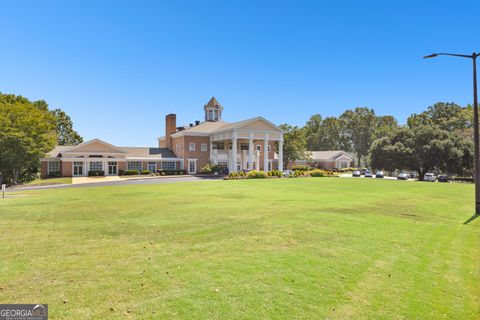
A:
[210,149,260,162]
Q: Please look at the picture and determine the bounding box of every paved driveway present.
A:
[7,176,222,192]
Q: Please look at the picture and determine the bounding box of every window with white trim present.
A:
[212,142,224,150]
[189,143,196,151]
[256,145,261,151]
[240,143,249,150]
[148,161,157,172]
[48,161,60,173]
[189,160,196,173]
[128,161,142,171]
[267,145,271,152]
[162,161,175,170]
[201,143,208,152]
[217,161,228,169]
[90,161,103,171]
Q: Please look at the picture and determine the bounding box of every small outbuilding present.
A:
[293,150,353,169]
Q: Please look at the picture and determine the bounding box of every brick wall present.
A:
[40,161,48,178]
[61,161,72,177]
[183,136,211,173]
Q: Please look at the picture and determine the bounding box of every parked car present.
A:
[364,171,373,178]
[375,171,384,178]
[438,175,450,183]
[397,172,409,180]
[361,168,368,175]
[409,172,418,179]
[424,173,436,182]
[352,170,361,177]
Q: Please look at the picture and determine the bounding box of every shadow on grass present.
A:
[463,214,480,225]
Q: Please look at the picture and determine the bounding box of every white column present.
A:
[210,139,217,164]
[263,134,269,172]
[231,131,238,172]
[248,133,254,170]
[279,138,284,172]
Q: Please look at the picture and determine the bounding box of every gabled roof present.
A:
[211,116,284,134]
[170,116,283,137]
[45,145,72,157]
[307,150,353,161]
[171,120,229,137]
[120,147,177,159]
[61,138,127,154]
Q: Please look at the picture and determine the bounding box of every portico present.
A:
[208,117,284,172]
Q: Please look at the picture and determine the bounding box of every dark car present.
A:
[397,172,409,180]
[375,171,384,178]
[364,171,373,178]
[438,175,450,183]
[352,170,361,177]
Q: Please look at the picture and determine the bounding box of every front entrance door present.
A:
[108,161,118,175]
[188,160,196,174]
[73,161,84,176]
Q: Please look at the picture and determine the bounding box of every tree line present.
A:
[281,102,474,180]
[0,92,83,185]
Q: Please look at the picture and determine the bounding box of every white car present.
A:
[424,173,436,182]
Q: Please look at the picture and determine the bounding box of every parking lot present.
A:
[339,173,413,181]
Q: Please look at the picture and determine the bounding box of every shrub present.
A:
[158,170,186,175]
[118,169,125,176]
[48,172,61,178]
[451,176,474,183]
[292,165,311,171]
[123,170,139,175]
[88,170,104,177]
[200,162,222,174]
[246,170,268,179]
[294,170,309,177]
[267,170,282,178]
[310,169,326,177]
[141,170,150,175]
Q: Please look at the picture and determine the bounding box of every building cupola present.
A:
[204,97,223,122]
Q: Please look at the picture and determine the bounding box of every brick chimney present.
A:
[165,114,176,150]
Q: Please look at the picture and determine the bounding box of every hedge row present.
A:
[119,169,187,176]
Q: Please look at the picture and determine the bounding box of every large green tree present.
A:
[0,93,57,184]
[304,114,323,150]
[340,107,377,166]
[407,102,473,133]
[374,115,399,140]
[370,125,473,180]
[279,124,308,169]
[51,108,83,145]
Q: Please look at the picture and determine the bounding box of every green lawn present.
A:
[24,177,72,186]
[0,178,478,319]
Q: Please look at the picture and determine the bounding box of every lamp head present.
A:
[423,53,438,59]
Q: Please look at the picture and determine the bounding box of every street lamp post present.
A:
[424,52,480,214]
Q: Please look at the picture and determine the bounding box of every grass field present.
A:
[24,177,72,186]
[0,178,479,319]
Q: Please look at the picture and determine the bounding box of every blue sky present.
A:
[1,0,479,146]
